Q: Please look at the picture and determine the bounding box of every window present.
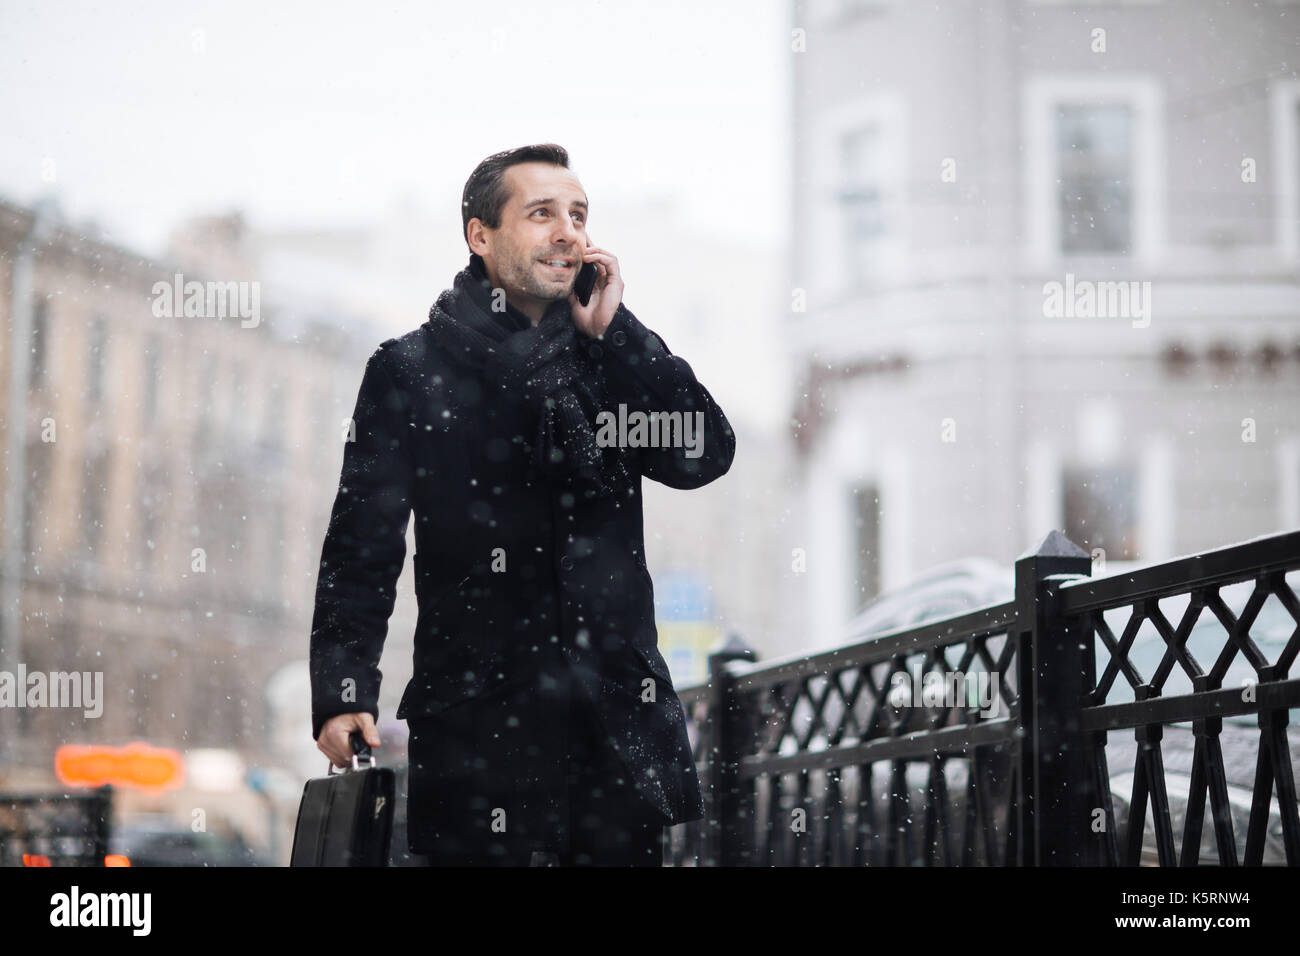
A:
[1294,445,1300,528]
[1270,79,1300,261]
[80,451,112,559]
[136,463,165,572]
[837,0,893,20]
[86,317,108,407]
[808,0,897,24]
[262,501,284,605]
[30,299,48,388]
[1063,464,1139,561]
[228,360,245,438]
[852,483,882,604]
[142,337,161,424]
[839,124,889,283]
[258,378,286,478]
[1024,76,1163,264]
[810,94,906,297]
[261,377,283,446]
[195,353,216,449]
[1279,437,1300,532]
[1056,104,1134,254]
[131,668,155,733]
[23,439,52,558]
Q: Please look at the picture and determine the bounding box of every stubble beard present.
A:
[499,241,573,305]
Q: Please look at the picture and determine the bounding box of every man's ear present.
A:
[466,219,490,258]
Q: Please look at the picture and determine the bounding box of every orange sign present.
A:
[55,742,185,791]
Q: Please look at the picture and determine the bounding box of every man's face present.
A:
[470,162,588,316]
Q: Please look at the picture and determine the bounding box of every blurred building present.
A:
[788,0,1300,651]
[596,196,791,671]
[0,196,376,799]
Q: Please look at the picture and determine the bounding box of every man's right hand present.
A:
[316,712,382,769]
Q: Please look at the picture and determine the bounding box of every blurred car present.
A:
[847,558,1297,724]
[1094,574,1300,726]
[1108,764,1288,866]
[844,557,1014,642]
[108,813,272,866]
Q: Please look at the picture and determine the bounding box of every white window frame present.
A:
[1024,75,1166,269]
[807,93,907,300]
[1138,438,1174,563]
[1027,438,1062,550]
[1279,436,1300,532]
[806,0,900,26]
[1050,422,1163,566]
[804,408,912,648]
[831,409,912,608]
[1270,78,1300,264]
[1027,0,1161,5]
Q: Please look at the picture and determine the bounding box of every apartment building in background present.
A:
[0,197,377,788]
[787,0,1300,653]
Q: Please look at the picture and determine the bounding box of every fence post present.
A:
[705,633,757,867]
[1014,530,1093,865]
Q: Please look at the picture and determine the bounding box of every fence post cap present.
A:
[708,632,758,664]
[1017,529,1089,562]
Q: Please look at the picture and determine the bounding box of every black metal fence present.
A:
[664,529,1300,866]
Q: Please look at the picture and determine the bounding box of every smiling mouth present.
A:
[538,258,574,272]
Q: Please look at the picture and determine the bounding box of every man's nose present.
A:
[552,217,580,244]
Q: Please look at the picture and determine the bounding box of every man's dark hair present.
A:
[462,143,571,251]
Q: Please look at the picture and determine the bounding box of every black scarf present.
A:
[425,254,632,501]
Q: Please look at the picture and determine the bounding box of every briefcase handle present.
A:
[326,730,377,775]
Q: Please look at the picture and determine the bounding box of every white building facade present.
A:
[788,0,1300,650]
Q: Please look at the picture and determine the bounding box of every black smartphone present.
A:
[574,258,598,306]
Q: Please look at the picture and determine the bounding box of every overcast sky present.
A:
[0,0,789,256]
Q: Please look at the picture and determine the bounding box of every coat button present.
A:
[611,329,627,347]
[587,342,602,359]
[560,555,574,571]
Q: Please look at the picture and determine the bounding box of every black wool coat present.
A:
[309,260,735,855]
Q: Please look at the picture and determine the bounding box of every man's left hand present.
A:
[569,241,624,339]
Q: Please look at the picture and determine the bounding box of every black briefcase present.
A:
[291,731,395,866]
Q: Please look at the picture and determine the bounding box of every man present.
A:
[309,144,736,865]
